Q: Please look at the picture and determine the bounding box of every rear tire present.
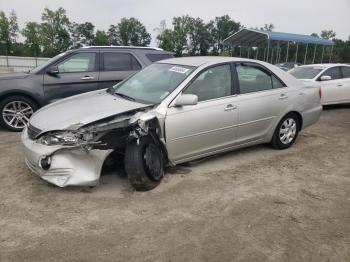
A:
[125,136,164,191]
[0,95,38,132]
[270,113,300,149]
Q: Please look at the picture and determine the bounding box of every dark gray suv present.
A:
[0,46,173,131]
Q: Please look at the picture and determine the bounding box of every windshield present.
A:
[289,67,323,79]
[113,63,195,104]
[30,52,67,73]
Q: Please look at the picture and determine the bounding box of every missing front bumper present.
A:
[22,128,112,187]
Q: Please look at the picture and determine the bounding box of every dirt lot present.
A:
[0,106,349,262]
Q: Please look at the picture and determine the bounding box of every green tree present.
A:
[0,10,19,55]
[332,37,350,63]
[116,17,151,46]
[157,29,174,52]
[172,15,191,56]
[188,17,212,55]
[156,20,174,52]
[69,22,95,48]
[94,30,109,45]
[210,15,241,54]
[22,22,41,56]
[260,23,274,31]
[107,25,119,45]
[40,7,70,56]
[69,22,81,48]
[320,30,336,40]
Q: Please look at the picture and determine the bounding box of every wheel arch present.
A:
[0,91,42,108]
[287,111,303,130]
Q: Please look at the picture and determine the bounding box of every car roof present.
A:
[77,46,173,54]
[157,56,258,67]
[299,63,350,69]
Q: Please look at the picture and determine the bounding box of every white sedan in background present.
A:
[290,64,350,105]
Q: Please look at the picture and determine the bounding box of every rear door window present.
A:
[341,66,350,78]
[103,52,141,71]
[236,64,284,94]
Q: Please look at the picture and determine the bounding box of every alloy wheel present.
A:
[2,101,34,129]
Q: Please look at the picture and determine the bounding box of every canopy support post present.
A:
[271,47,274,64]
[239,46,242,57]
[286,41,289,62]
[295,42,299,63]
[278,45,282,63]
[276,41,280,64]
[312,45,317,63]
[329,45,334,63]
[247,46,250,58]
[304,43,308,64]
[266,39,270,62]
[321,46,325,63]
[263,48,266,61]
[255,47,259,60]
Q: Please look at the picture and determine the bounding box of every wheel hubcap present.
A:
[2,101,33,129]
[279,118,297,145]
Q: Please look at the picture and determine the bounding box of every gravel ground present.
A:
[0,105,349,262]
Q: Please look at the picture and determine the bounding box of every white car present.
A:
[289,64,350,105]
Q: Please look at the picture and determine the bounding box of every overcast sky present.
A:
[1,0,349,45]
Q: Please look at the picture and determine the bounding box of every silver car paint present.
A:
[30,89,150,132]
[21,57,322,187]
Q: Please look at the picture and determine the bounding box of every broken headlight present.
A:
[36,131,80,146]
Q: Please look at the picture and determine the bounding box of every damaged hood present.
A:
[30,90,150,131]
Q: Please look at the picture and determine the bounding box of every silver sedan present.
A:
[22,57,322,191]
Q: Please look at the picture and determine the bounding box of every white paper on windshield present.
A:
[169,66,190,74]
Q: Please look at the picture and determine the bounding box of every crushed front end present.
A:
[21,106,167,187]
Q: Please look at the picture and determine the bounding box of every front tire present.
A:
[125,136,164,191]
[0,96,38,132]
[270,113,300,149]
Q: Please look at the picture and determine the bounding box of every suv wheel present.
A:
[0,96,38,132]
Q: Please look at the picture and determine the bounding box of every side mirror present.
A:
[320,75,331,81]
[47,65,59,75]
[174,94,198,107]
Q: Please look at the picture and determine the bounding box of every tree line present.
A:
[0,7,349,62]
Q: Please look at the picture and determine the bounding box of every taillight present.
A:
[319,87,322,99]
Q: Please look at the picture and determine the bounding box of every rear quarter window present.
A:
[146,53,174,62]
[103,52,141,71]
[341,66,350,78]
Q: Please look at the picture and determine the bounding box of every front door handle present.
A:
[81,76,95,80]
[224,104,237,111]
[279,94,288,100]
[337,84,343,87]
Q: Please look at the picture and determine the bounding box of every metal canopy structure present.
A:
[223,29,335,64]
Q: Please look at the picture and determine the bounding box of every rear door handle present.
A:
[81,76,95,80]
[279,94,288,100]
[224,104,237,111]
[337,84,343,87]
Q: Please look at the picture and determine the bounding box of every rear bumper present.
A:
[301,105,322,129]
[21,127,112,187]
